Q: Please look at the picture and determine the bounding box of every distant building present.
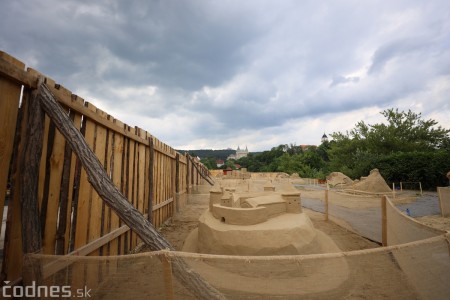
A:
[299,145,311,151]
[236,146,249,159]
[227,146,249,160]
[216,159,225,168]
[321,133,329,143]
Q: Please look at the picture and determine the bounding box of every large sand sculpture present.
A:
[327,172,354,187]
[350,168,392,193]
[181,178,350,295]
[183,179,343,256]
[327,169,392,194]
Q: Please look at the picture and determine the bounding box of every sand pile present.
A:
[350,169,392,193]
[276,172,290,178]
[327,172,353,187]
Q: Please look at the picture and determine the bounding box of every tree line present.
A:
[211,109,450,190]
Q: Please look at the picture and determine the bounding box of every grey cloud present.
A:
[330,75,360,87]
[369,38,431,74]
[1,0,449,150]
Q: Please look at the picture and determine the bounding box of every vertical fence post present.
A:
[20,79,45,285]
[419,182,423,196]
[175,153,180,213]
[55,115,74,255]
[400,182,403,192]
[191,156,194,188]
[148,137,154,223]
[161,253,175,300]
[185,154,189,194]
[324,189,329,221]
[381,195,387,246]
[392,183,396,198]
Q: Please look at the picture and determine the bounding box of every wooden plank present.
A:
[87,107,108,256]
[152,198,174,211]
[119,132,129,254]
[38,81,69,255]
[136,128,146,246]
[143,132,150,217]
[110,118,124,255]
[175,154,180,212]
[156,141,162,227]
[381,196,387,246]
[20,79,46,286]
[27,80,51,228]
[68,95,85,253]
[2,89,29,282]
[161,153,166,225]
[148,137,154,223]
[100,114,113,256]
[59,93,83,254]
[83,104,105,286]
[0,52,24,247]
[159,150,164,226]
[56,108,81,255]
[39,118,55,241]
[129,128,137,250]
[42,118,66,255]
[186,153,189,193]
[73,103,96,250]
[124,125,135,252]
[43,224,130,278]
[43,212,149,279]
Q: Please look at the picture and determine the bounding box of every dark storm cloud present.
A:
[1,0,449,150]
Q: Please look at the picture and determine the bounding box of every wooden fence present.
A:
[0,51,211,285]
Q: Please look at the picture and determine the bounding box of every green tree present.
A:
[328,108,450,187]
[201,157,217,170]
[334,108,450,155]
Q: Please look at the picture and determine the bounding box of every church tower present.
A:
[321,133,328,143]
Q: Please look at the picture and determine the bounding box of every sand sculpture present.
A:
[326,169,392,194]
[180,178,350,295]
[183,179,344,256]
[326,172,353,187]
[350,168,392,193]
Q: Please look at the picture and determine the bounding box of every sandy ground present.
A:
[138,189,419,299]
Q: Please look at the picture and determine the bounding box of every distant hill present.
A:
[177,149,236,161]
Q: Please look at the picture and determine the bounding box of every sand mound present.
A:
[350,169,391,193]
[277,172,290,178]
[327,172,353,187]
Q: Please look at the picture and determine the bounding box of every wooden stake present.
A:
[20,79,44,255]
[20,78,45,286]
[175,153,180,213]
[162,253,175,300]
[148,137,154,223]
[381,195,387,246]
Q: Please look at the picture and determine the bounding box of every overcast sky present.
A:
[1,1,449,151]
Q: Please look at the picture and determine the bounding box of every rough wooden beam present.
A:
[37,82,224,299]
[20,80,44,254]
